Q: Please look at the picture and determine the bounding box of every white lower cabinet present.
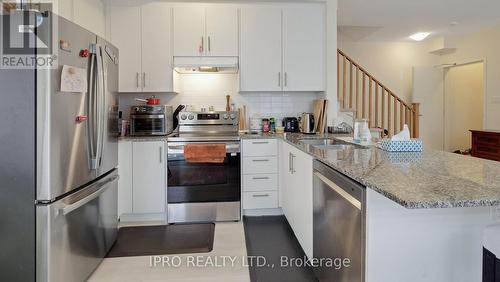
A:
[241,139,279,210]
[281,140,314,258]
[118,140,167,221]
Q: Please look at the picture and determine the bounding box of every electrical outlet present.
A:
[491,205,500,220]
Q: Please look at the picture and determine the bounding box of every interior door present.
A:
[240,6,282,91]
[109,5,142,92]
[205,6,238,56]
[173,6,206,56]
[141,3,173,92]
[444,63,484,152]
[282,4,325,91]
[412,66,444,150]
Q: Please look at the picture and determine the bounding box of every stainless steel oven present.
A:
[167,111,241,223]
[167,141,240,223]
[130,105,173,136]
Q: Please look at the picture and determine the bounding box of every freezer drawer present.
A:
[36,170,119,282]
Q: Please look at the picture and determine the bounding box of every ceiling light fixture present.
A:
[409,32,430,41]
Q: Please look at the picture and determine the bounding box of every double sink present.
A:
[297,137,366,151]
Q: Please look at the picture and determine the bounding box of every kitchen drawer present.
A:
[243,174,278,192]
[243,191,278,209]
[243,156,278,174]
[242,139,278,157]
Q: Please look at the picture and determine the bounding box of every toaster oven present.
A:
[130,105,173,136]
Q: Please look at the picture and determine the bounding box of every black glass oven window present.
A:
[167,154,241,203]
[133,118,164,133]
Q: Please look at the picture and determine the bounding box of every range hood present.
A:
[173,56,239,74]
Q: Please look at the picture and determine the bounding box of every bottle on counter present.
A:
[269,117,276,133]
[262,118,270,133]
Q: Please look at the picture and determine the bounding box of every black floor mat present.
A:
[106,223,215,258]
[243,216,317,282]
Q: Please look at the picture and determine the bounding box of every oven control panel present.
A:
[130,105,167,115]
[179,111,238,125]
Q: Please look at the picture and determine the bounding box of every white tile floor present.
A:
[88,222,250,282]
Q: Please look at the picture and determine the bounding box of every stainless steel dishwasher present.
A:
[313,160,365,282]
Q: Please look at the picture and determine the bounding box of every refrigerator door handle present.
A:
[59,175,119,216]
[87,47,98,169]
[90,44,105,170]
[97,45,107,167]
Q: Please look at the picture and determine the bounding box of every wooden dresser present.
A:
[470,130,500,161]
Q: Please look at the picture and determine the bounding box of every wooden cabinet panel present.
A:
[471,130,500,161]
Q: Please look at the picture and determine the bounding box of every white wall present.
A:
[438,24,500,130]
[338,33,435,103]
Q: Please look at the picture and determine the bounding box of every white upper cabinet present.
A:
[109,5,142,92]
[240,4,326,92]
[205,7,239,56]
[240,6,282,92]
[109,3,173,92]
[173,6,206,56]
[173,5,239,57]
[283,4,325,91]
[141,3,173,92]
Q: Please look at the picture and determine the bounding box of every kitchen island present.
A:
[265,133,500,282]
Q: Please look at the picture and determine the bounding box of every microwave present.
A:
[129,105,173,136]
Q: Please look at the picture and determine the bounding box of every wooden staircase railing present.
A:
[337,49,420,138]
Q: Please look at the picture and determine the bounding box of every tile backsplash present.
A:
[118,73,322,124]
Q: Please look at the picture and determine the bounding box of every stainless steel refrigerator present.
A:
[0,11,119,282]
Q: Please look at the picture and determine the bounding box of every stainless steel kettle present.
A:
[299,113,315,134]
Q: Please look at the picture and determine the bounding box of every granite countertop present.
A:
[282,133,500,209]
[120,132,500,209]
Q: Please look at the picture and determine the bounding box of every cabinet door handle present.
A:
[143,72,146,88]
[252,176,270,180]
[252,159,269,162]
[252,141,269,145]
[288,152,292,173]
[278,72,281,87]
[159,146,163,163]
[201,36,204,53]
[252,194,269,198]
[208,36,211,52]
[284,72,288,87]
[136,72,140,88]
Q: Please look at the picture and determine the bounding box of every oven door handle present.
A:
[167,143,241,152]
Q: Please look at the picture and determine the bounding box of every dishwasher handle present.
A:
[314,171,362,210]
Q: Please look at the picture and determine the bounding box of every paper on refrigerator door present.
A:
[60,65,88,93]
